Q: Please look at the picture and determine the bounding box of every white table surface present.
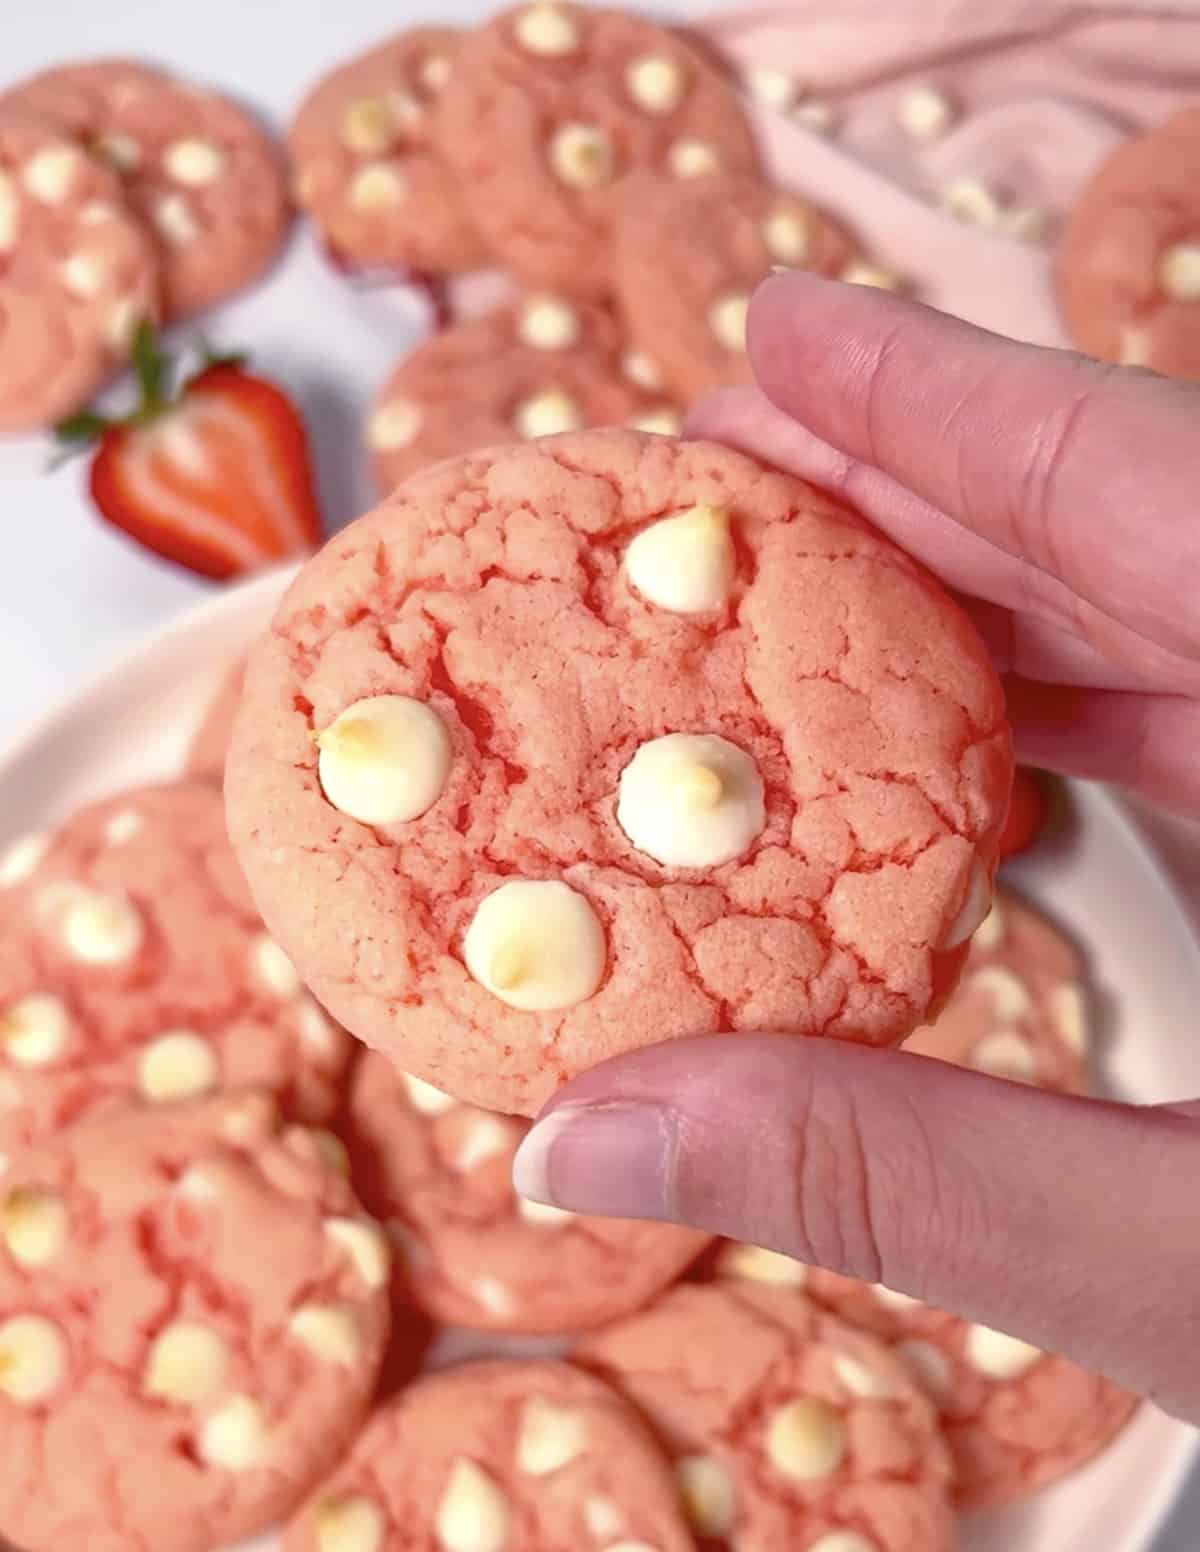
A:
[1,3,1198,1547]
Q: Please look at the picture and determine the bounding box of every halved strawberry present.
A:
[57,326,323,581]
[997,766,1049,859]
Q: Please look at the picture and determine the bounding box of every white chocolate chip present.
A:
[972,902,1005,953]
[153,193,200,247]
[105,296,142,352]
[0,834,45,889]
[315,1495,386,1552]
[941,858,992,949]
[896,84,954,141]
[95,132,141,171]
[764,1397,846,1481]
[676,1455,736,1536]
[23,146,81,203]
[871,1283,922,1312]
[808,1535,879,1552]
[708,292,750,354]
[296,998,338,1055]
[622,349,662,390]
[969,1029,1036,1082]
[514,2,578,56]
[516,1396,588,1474]
[516,1195,574,1225]
[199,1394,266,1470]
[349,162,407,210]
[59,251,106,299]
[895,1339,953,1399]
[326,1217,391,1289]
[317,695,453,827]
[0,172,19,251]
[464,879,605,1012]
[549,123,613,189]
[668,138,719,179]
[794,99,836,134]
[144,1321,228,1404]
[421,53,453,93]
[618,733,764,868]
[584,1496,624,1540]
[626,55,684,115]
[1,1189,68,1267]
[605,1545,659,1552]
[762,205,810,266]
[222,1092,277,1144]
[744,66,800,113]
[402,1072,457,1115]
[625,503,737,615]
[514,387,582,439]
[290,1303,361,1366]
[138,1031,218,1102]
[369,397,423,451]
[435,1458,512,1552]
[940,176,1000,229]
[965,1323,1042,1380]
[470,1276,516,1317]
[61,890,143,965]
[841,260,901,291]
[0,1315,67,1403]
[251,934,302,999]
[833,1352,894,1399]
[517,295,580,350]
[970,966,1031,1022]
[293,1126,351,1175]
[104,810,143,845]
[627,407,682,436]
[453,1114,515,1173]
[163,137,225,186]
[1159,241,1200,301]
[177,1166,219,1202]
[1120,328,1150,367]
[1,994,69,1067]
[340,98,399,156]
[721,1244,808,1286]
[1052,983,1088,1054]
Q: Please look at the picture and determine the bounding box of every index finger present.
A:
[748,272,1200,666]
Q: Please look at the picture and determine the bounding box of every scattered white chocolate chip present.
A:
[464,879,605,1012]
[435,1458,511,1552]
[153,193,200,247]
[721,1244,808,1286]
[833,1352,894,1399]
[177,1166,219,1202]
[317,695,453,827]
[970,966,1031,1022]
[470,1276,516,1317]
[326,1217,391,1289]
[315,1495,386,1552]
[762,205,810,266]
[23,145,81,203]
[1052,983,1088,1054]
[516,1195,574,1226]
[668,138,719,179]
[965,1323,1042,1380]
[421,53,453,93]
[0,1314,67,1403]
[896,84,954,141]
[626,55,684,115]
[969,1029,1036,1082]
[105,296,142,352]
[622,349,662,390]
[290,1303,361,1366]
[549,123,613,189]
[940,176,1000,229]
[941,858,992,949]
[349,163,407,210]
[144,1321,228,1404]
[103,810,143,845]
[744,65,800,113]
[764,1397,846,1481]
[516,1396,588,1474]
[972,902,1005,953]
[402,1072,457,1115]
[895,1339,953,1399]
[1159,241,1200,302]
[95,131,141,171]
[369,397,423,450]
[453,1114,514,1173]
[296,998,338,1056]
[871,1283,922,1312]
[298,1126,351,1175]
[517,295,579,350]
[138,1031,218,1102]
[841,260,901,290]
[625,503,737,614]
[627,407,682,436]
[514,386,582,439]
[808,1535,879,1552]
[340,98,397,156]
[199,1394,266,1470]
[59,251,107,299]
[677,1455,736,1536]
[708,292,750,354]
[1,994,69,1067]
[618,732,764,868]
[222,1092,277,1144]
[60,890,142,965]
[605,1545,658,1552]
[251,934,301,998]
[163,137,226,186]
[584,1496,624,1539]
[793,99,836,134]
[0,833,47,888]
[0,173,16,251]
[1,1188,68,1267]
[514,2,579,56]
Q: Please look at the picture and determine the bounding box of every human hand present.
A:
[513,273,1200,1423]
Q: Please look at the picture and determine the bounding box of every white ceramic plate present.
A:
[0,566,1198,1552]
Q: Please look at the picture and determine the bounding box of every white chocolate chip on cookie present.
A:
[708,291,750,353]
[0,833,46,888]
[252,933,302,998]
[402,1073,457,1115]
[668,138,719,179]
[841,260,901,290]
[627,407,682,436]
[626,55,684,115]
[61,890,143,965]
[517,295,580,350]
[453,1114,515,1173]
[0,1314,67,1403]
[95,131,141,171]
[326,1217,391,1289]
[969,1029,1036,1081]
[896,84,954,141]
[154,193,200,247]
[435,1458,511,1552]
[514,2,579,56]
[625,503,737,614]
[940,176,1000,229]
[470,1276,516,1317]
[583,1496,624,1539]
[104,810,143,845]
[1,1188,68,1267]
[764,1397,846,1481]
[60,251,107,299]
[809,1535,879,1552]
[1158,241,1200,301]
[464,879,605,1011]
[514,387,582,439]
[970,966,1031,1021]
[744,66,801,113]
[965,1323,1042,1380]
[677,1455,736,1536]
[144,1321,229,1404]
[762,205,810,266]
[138,1031,219,1102]
[349,163,407,210]
[369,397,423,450]
[421,53,453,93]
[290,1303,361,1366]
[721,1244,808,1286]
[517,1396,588,1474]
[833,1352,894,1399]
[315,1495,386,1552]
[317,695,453,826]
[1,993,69,1067]
[548,123,613,189]
[163,138,226,186]
[340,99,398,156]
[1052,983,1088,1053]
[199,1394,266,1470]
[622,349,662,390]
[23,146,81,204]
[618,733,764,868]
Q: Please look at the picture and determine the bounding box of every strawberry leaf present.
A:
[54,412,110,444]
[130,318,167,414]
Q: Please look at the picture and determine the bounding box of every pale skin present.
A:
[513,270,1200,1423]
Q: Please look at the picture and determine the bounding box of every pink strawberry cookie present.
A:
[576,1281,956,1552]
[226,430,1011,1117]
[347,1050,707,1332]
[0,781,352,1160]
[0,1091,391,1552]
[0,111,159,430]
[3,59,289,316]
[185,655,248,780]
[717,1246,1138,1510]
[283,1358,694,1552]
[289,28,485,275]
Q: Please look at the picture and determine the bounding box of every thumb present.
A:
[512,1034,1200,1421]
